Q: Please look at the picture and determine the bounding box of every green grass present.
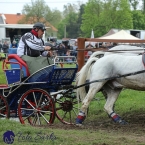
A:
[0,90,145,145]
[0,61,7,84]
[87,89,145,122]
[0,117,140,145]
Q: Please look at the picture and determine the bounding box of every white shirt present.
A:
[17,32,47,57]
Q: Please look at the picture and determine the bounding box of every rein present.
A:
[76,48,145,53]
[65,69,145,93]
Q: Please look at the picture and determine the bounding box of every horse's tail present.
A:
[76,57,98,101]
[76,51,105,80]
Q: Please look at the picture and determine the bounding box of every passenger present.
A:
[17,22,53,75]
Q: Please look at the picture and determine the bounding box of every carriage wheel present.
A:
[18,88,55,126]
[55,92,80,125]
[0,94,9,118]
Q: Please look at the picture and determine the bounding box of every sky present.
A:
[0,0,88,14]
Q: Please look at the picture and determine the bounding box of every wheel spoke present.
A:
[61,111,67,120]
[32,92,38,108]
[55,106,63,111]
[69,112,72,123]
[32,114,38,124]
[23,112,35,121]
[0,95,9,118]
[24,98,36,109]
[37,93,43,107]
[0,113,6,117]
[0,106,6,110]
[36,113,41,125]
[39,112,50,124]
[39,110,52,114]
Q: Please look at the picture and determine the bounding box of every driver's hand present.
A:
[45,46,51,51]
[47,51,53,57]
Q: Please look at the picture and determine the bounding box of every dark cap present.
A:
[33,22,46,31]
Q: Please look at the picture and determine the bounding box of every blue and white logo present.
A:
[3,130,15,144]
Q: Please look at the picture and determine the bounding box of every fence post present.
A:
[77,38,85,71]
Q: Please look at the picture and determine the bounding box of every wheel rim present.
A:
[55,93,80,125]
[18,89,55,126]
[0,95,9,118]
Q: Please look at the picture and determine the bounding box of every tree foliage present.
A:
[132,10,145,29]
[20,0,49,24]
[57,3,80,38]
[81,0,133,37]
[19,0,62,27]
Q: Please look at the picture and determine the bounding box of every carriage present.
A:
[0,48,79,126]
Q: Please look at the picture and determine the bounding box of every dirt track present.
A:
[46,113,145,145]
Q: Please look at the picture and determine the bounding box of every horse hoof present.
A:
[118,120,128,125]
[75,123,84,128]
[75,123,83,126]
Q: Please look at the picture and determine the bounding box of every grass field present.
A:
[0,89,145,145]
[0,61,6,84]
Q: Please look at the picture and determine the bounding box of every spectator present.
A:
[66,49,73,63]
[113,42,118,47]
[86,42,94,49]
[85,42,93,58]
[95,43,99,49]
[72,41,78,57]
[0,41,2,52]
[56,43,66,56]
[11,41,18,48]
[2,41,9,57]
[106,42,113,49]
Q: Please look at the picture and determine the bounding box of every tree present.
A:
[19,0,62,27]
[132,10,145,29]
[81,0,133,37]
[81,0,105,37]
[129,0,139,10]
[77,4,85,37]
[63,3,79,17]
[44,9,62,28]
[20,0,49,24]
[57,3,80,38]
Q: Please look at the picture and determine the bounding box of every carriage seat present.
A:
[8,54,30,77]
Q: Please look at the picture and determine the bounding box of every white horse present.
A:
[76,45,145,125]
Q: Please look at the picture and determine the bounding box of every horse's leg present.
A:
[103,87,128,125]
[76,83,104,125]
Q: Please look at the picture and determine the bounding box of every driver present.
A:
[17,22,54,75]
